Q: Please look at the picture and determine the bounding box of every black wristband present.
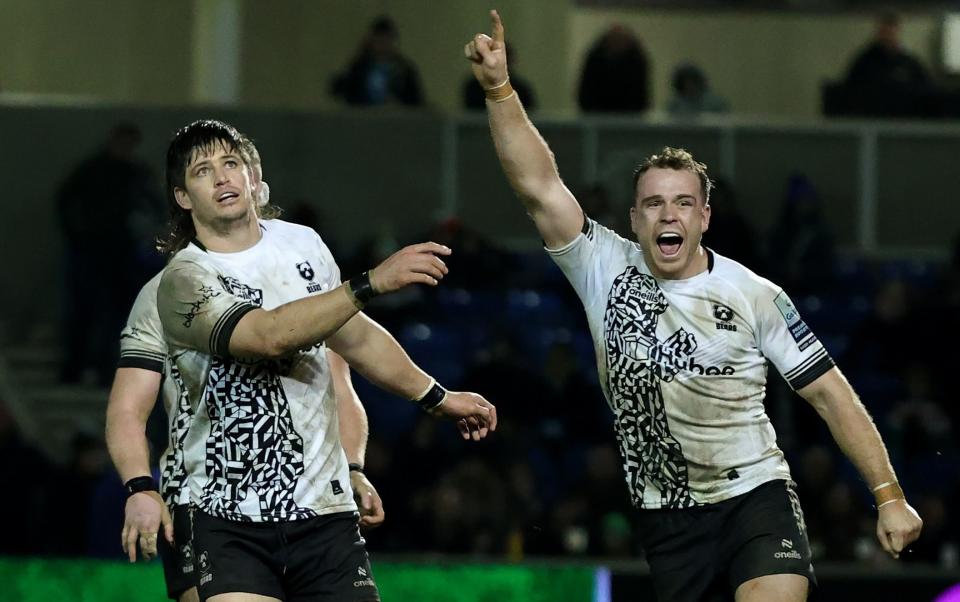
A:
[125,476,158,497]
[349,272,378,305]
[348,463,364,474]
[416,382,447,412]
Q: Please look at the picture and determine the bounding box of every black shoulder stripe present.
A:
[117,356,164,373]
[210,302,258,357]
[784,347,828,380]
[788,354,835,390]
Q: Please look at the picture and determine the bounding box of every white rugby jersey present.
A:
[118,273,193,508]
[157,219,356,522]
[548,218,834,509]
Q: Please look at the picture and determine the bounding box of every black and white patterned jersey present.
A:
[118,272,193,508]
[157,219,356,523]
[548,218,835,510]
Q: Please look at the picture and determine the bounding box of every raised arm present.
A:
[327,313,497,441]
[465,10,584,249]
[797,367,922,558]
[327,349,384,528]
[222,242,450,359]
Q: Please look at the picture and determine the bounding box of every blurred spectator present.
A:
[331,15,424,107]
[838,12,934,117]
[420,216,511,290]
[667,63,729,117]
[767,173,836,295]
[577,24,650,113]
[842,279,914,379]
[578,183,628,236]
[463,42,536,111]
[57,123,162,385]
[700,178,764,273]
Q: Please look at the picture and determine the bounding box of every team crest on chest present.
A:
[713,303,737,332]
[296,260,324,293]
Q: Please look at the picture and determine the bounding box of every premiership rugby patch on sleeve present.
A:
[774,292,815,350]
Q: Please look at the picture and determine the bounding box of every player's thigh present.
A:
[285,512,380,602]
[192,510,284,602]
[723,480,816,593]
[636,507,723,602]
[735,573,808,602]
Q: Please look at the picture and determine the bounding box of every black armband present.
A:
[124,476,159,497]
[347,272,378,307]
[415,382,447,412]
[348,463,364,474]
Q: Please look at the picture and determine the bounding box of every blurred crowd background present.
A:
[0,0,958,582]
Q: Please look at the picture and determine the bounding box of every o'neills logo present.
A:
[775,550,802,560]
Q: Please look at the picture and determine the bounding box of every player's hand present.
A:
[876,499,923,559]
[368,242,451,294]
[350,471,385,529]
[121,491,173,562]
[464,10,509,90]
[433,391,497,441]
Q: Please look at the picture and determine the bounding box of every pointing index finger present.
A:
[491,10,504,43]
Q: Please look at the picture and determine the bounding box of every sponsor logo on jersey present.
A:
[331,479,343,495]
[678,356,736,376]
[774,292,813,347]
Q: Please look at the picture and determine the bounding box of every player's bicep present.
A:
[106,367,163,421]
[526,180,585,250]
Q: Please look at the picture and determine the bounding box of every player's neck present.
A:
[193,212,262,253]
[646,246,710,281]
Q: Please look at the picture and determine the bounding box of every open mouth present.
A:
[217,192,239,204]
[656,233,683,257]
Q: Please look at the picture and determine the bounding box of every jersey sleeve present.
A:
[754,286,835,390]
[546,217,626,305]
[316,233,342,290]
[118,280,166,373]
[157,261,259,358]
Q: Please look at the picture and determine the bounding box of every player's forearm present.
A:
[329,351,369,466]
[338,396,369,466]
[329,315,432,402]
[487,94,563,209]
[805,373,897,489]
[106,409,153,482]
[232,285,361,359]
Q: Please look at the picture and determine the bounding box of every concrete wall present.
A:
[0,0,941,116]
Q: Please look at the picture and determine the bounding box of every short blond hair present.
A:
[632,146,712,204]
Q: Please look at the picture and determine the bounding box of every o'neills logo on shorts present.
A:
[775,550,803,560]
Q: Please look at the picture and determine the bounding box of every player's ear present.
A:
[701,201,711,233]
[174,187,192,211]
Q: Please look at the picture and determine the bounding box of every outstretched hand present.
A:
[464,10,509,89]
[433,390,498,441]
[369,242,451,294]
